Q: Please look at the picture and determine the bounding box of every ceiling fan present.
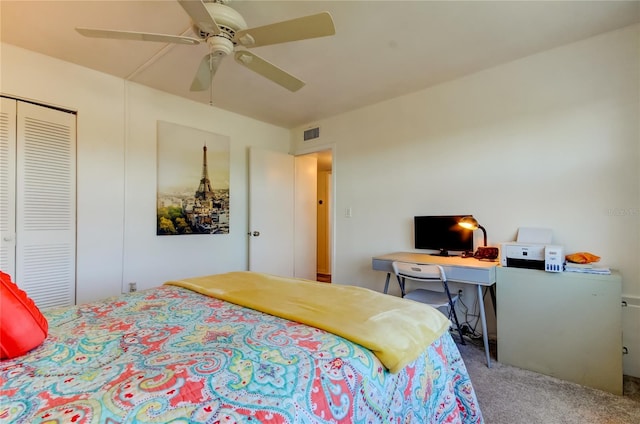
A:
[76,0,335,93]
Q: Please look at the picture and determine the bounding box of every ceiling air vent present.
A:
[303,127,320,141]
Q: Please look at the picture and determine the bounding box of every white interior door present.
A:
[16,101,76,308]
[248,147,295,276]
[248,148,317,278]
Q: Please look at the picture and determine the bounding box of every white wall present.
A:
[1,43,290,303]
[122,83,289,290]
[292,25,640,376]
[2,44,126,304]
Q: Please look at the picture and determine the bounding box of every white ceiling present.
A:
[2,1,639,128]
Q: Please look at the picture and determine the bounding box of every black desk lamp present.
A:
[459,216,487,246]
[459,216,497,260]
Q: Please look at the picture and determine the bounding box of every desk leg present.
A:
[477,284,492,368]
[489,285,497,315]
[383,273,391,294]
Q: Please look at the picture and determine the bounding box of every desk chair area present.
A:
[372,252,497,367]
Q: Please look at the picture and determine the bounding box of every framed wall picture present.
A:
[156,121,230,235]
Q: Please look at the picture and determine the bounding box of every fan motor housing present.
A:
[207,37,234,56]
[194,2,247,41]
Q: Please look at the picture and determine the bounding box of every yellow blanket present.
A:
[165,271,450,373]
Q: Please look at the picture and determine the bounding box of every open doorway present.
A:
[315,150,332,283]
[299,149,333,283]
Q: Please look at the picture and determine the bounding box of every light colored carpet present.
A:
[457,340,640,424]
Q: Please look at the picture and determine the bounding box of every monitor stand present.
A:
[435,249,450,257]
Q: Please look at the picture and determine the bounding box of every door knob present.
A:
[252,231,260,237]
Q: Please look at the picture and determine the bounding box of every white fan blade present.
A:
[234,12,335,47]
[191,53,224,91]
[234,51,305,92]
[178,0,221,35]
[76,27,201,45]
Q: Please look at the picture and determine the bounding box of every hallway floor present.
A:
[316,273,331,283]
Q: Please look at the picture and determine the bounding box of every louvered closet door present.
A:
[0,98,17,276]
[16,101,76,308]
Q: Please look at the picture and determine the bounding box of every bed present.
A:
[1,271,483,423]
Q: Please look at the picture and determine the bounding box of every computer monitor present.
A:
[414,215,474,256]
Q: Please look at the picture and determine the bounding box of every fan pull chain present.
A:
[209,51,214,106]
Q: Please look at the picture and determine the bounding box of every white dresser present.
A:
[496,267,622,394]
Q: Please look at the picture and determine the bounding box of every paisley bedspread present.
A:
[1,285,483,423]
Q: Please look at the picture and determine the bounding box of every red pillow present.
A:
[0,271,48,359]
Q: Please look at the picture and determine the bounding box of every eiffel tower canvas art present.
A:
[156,121,230,235]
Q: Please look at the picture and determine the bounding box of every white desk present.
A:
[372,252,497,367]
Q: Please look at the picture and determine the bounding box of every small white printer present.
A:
[500,228,564,272]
